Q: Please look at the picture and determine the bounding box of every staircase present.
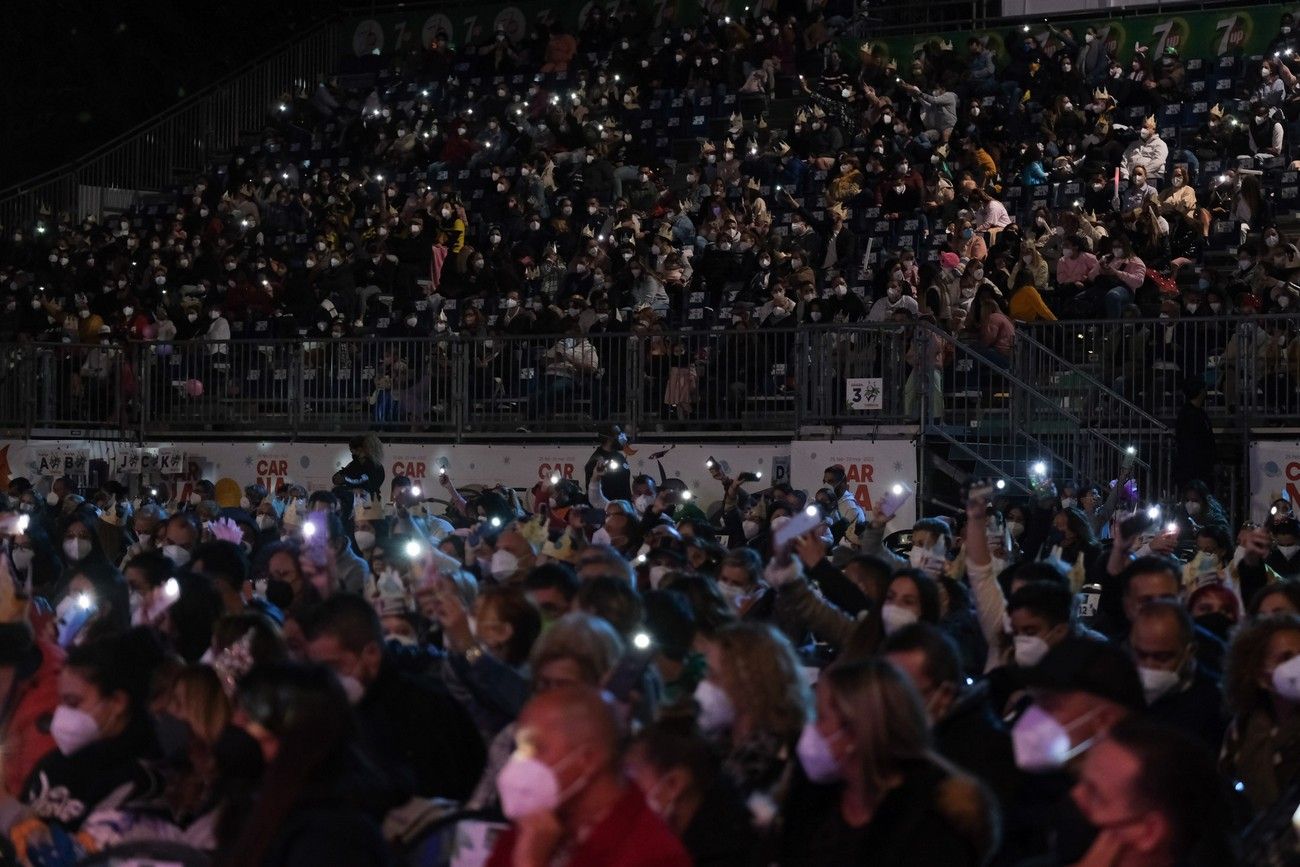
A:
[918,322,1174,507]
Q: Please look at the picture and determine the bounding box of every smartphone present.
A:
[605,647,654,702]
[0,514,30,536]
[773,509,823,549]
[737,471,761,484]
[880,482,914,518]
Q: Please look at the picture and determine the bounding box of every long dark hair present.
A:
[66,628,166,738]
[216,662,387,867]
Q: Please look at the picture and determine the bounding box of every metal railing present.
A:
[0,18,345,227]
[9,317,1299,495]
[915,322,1171,500]
[1016,315,1300,428]
[2,327,913,441]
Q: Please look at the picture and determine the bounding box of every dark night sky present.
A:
[0,1,329,190]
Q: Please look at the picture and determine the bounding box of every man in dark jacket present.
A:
[1267,517,1300,582]
[582,151,617,204]
[1172,379,1216,489]
[1128,599,1226,750]
[304,595,486,800]
[883,623,1020,808]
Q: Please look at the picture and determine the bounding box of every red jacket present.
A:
[3,640,64,796]
[487,784,691,867]
[439,135,476,168]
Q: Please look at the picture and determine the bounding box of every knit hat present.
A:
[214,478,242,509]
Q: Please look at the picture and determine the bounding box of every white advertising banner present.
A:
[0,437,917,518]
[789,439,920,530]
[1249,441,1300,521]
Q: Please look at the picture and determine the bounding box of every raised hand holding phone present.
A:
[879,482,913,521]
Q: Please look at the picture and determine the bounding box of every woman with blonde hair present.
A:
[170,664,233,750]
[694,621,810,805]
[779,657,999,865]
[78,665,234,853]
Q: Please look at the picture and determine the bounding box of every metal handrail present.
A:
[1013,330,1171,433]
[917,321,1085,426]
[922,324,1087,478]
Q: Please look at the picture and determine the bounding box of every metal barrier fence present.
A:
[1016,315,1300,429]
[2,327,917,441]
[7,317,1296,497]
[11,318,1292,432]
[0,19,344,227]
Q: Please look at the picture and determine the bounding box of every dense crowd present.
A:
[0,427,1294,865]
[5,2,1300,864]
[6,8,1300,432]
[4,6,1300,367]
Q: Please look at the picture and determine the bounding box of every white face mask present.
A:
[1139,666,1180,705]
[648,565,668,589]
[694,679,736,732]
[719,581,745,609]
[255,515,277,532]
[337,673,365,705]
[1272,655,1300,701]
[163,543,191,567]
[796,723,842,783]
[490,548,519,580]
[1008,520,1025,539]
[1013,634,1050,668]
[1278,544,1300,559]
[354,530,376,551]
[741,519,761,540]
[1010,703,1101,771]
[63,538,91,562]
[10,547,33,573]
[496,750,586,820]
[908,537,947,577]
[1185,501,1202,517]
[880,602,919,635]
[51,705,102,755]
[633,494,655,513]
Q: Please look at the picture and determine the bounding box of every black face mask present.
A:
[155,711,193,760]
[213,723,266,783]
[1194,612,1234,643]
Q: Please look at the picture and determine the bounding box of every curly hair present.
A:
[1224,614,1300,717]
[709,621,809,743]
